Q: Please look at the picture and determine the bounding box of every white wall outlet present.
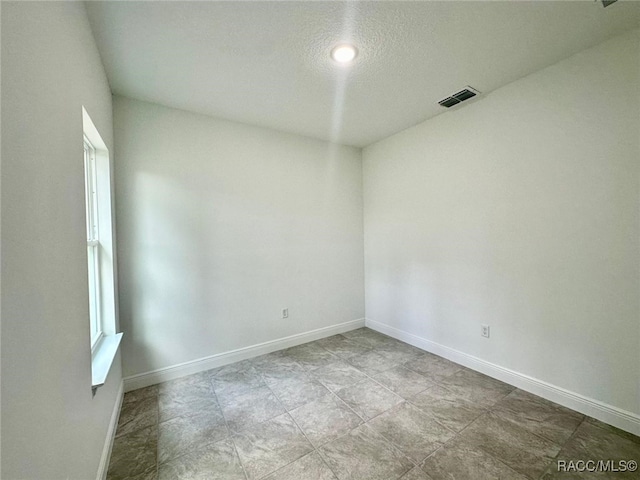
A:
[481,324,490,338]
[282,308,289,319]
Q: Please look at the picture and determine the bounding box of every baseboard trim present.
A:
[123,318,366,392]
[96,380,124,480]
[366,318,640,437]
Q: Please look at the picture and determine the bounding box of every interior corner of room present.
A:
[1,1,639,479]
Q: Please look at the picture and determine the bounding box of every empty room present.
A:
[2,1,639,479]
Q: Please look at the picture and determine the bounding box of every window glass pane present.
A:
[88,244,101,345]
[84,138,98,242]
[84,143,92,241]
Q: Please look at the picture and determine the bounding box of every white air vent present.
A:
[438,86,481,108]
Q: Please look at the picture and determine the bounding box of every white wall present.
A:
[363,30,639,417]
[114,97,364,377]
[1,3,122,479]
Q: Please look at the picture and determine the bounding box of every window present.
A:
[83,107,122,391]
[84,136,102,349]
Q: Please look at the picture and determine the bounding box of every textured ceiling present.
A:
[86,1,640,147]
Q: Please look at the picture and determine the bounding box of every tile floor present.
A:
[108,328,640,480]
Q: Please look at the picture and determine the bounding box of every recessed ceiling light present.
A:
[331,44,358,64]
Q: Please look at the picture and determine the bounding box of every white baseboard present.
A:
[366,318,640,437]
[96,380,124,480]
[123,318,366,392]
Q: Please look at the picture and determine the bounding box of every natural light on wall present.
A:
[82,106,122,393]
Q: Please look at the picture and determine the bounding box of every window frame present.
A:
[83,106,123,392]
[84,135,103,351]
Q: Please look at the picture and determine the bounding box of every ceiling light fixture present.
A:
[331,44,358,64]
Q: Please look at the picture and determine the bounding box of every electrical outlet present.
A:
[282,308,289,319]
[481,324,490,338]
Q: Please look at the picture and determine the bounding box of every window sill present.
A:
[91,332,123,391]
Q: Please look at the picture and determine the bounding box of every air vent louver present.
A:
[438,86,481,108]
[452,89,477,102]
[438,97,460,108]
